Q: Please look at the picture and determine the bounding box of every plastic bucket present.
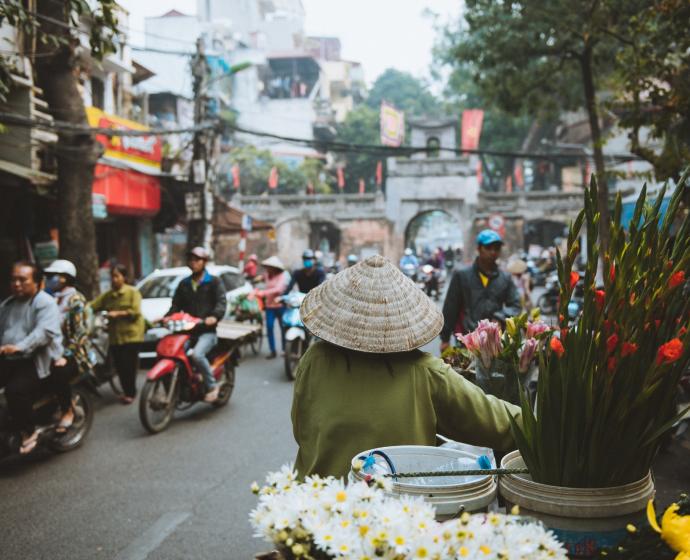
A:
[350,445,497,519]
[499,450,655,558]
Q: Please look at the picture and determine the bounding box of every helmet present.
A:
[188,246,210,260]
[302,249,315,260]
[476,229,503,247]
[404,248,413,256]
[248,254,258,262]
[44,259,77,279]
[347,254,358,264]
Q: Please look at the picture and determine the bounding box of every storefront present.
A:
[86,107,162,286]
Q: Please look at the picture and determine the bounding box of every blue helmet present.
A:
[476,229,503,246]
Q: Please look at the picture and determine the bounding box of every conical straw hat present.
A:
[261,256,286,271]
[300,255,443,353]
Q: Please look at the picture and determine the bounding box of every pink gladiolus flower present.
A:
[459,319,503,369]
[519,338,539,373]
[526,320,551,339]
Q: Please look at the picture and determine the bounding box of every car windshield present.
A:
[138,275,182,298]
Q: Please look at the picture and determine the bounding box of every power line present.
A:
[129,45,194,56]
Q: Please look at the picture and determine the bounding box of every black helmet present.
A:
[302,249,315,260]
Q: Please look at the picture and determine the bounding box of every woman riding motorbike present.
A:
[44,259,93,432]
[254,256,288,360]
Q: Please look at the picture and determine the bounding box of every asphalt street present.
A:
[0,349,297,560]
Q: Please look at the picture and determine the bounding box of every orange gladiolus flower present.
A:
[594,290,605,310]
[550,337,565,358]
[606,333,619,354]
[656,339,684,366]
[570,271,580,289]
[669,271,686,289]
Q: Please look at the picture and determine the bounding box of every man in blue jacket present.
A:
[440,230,521,352]
[168,247,227,402]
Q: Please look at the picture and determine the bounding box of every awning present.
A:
[212,196,272,234]
[93,163,160,217]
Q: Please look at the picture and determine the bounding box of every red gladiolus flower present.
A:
[570,271,580,289]
[654,320,661,329]
[669,271,686,289]
[607,356,617,373]
[680,326,688,337]
[550,337,565,358]
[621,342,638,357]
[594,290,605,310]
[559,314,565,324]
[656,338,684,366]
[609,264,616,283]
[606,333,619,354]
[561,327,569,340]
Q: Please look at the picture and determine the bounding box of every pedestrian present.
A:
[89,264,145,404]
[440,230,521,352]
[291,255,521,479]
[166,247,227,403]
[0,261,63,453]
[44,259,93,431]
[284,250,326,295]
[507,258,533,311]
[243,254,259,282]
[255,256,288,360]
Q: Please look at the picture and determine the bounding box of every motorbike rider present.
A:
[399,247,419,269]
[44,259,93,432]
[243,254,259,282]
[0,261,62,454]
[284,250,326,295]
[167,247,227,403]
[346,254,359,268]
[440,230,521,352]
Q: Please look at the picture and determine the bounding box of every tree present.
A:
[444,0,636,248]
[1,0,119,297]
[366,68,441,116]
[610,0,690,181]
[333,105,381,193]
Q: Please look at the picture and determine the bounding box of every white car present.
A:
[136,265,252,363]
[136,264,252,324]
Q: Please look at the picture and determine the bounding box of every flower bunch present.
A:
[456,313,554,403]
[250,465,567,560]
[512,175,690,488]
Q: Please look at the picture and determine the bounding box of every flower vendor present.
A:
[292,255,521,479]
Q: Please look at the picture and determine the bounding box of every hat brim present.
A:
[300,255,443,354]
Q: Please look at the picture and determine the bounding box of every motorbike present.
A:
[420,264,443,300]
[282,292,308,381]
[86,310,124,396]
[0,358,94,459]
[400,263,418,282]
[138,312,237,434]
[536,271,560,314]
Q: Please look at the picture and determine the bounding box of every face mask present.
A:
[303,259,314,269]
[45,276,61,295]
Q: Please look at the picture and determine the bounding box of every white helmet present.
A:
[404,248,413,256]
[45,259,77,279]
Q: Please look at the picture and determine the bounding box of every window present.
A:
[91,77,104,109]
[138,275,182,298]
[426,137,440,158]
[221,272,244,292]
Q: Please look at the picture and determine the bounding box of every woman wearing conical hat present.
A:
[292,255,521,479]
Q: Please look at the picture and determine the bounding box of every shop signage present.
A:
[241,214,252,232]
[92,193,108,219]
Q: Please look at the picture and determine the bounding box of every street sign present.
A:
[241,214,252,232]
[487,213,506,238]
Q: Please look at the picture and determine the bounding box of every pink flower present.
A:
[519,338,539,373]
[459,319,503,369]
[526,320,551,339]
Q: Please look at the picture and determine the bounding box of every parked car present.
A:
[136,265,252,363]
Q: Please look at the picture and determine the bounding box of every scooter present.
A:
[536,271,560,314]
[282,292,308,381]
[138,312,237,434]
[0,359,94,459]
[420,264,443,300]
[85,311,124,396]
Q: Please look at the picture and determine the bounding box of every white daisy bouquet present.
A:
[250,465,567,560]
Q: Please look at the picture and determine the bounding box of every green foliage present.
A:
[512,171,690,487]
[365,68,441,117]
[0,0,119,102]
[223,145,330,196]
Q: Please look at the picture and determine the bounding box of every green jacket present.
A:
[90,284,145,346]
[292,341,521,479]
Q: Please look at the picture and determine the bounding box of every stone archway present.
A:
[523,219,569,249]
[404,209,464,260]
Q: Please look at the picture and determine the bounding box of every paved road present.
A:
[0,351,297,560]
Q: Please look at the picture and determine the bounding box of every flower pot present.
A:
[499,451,655,558]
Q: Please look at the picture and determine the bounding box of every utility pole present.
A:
[187,38,215,254]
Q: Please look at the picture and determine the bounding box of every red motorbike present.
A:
[138,312,237,434]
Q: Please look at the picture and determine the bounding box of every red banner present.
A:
[515,163,524,189]
[337,166,345,189]
[268,166,279,189]
[358,178,365,195]
[232,164,240,189]
[461,109,484,152]
[375,161,383,186]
